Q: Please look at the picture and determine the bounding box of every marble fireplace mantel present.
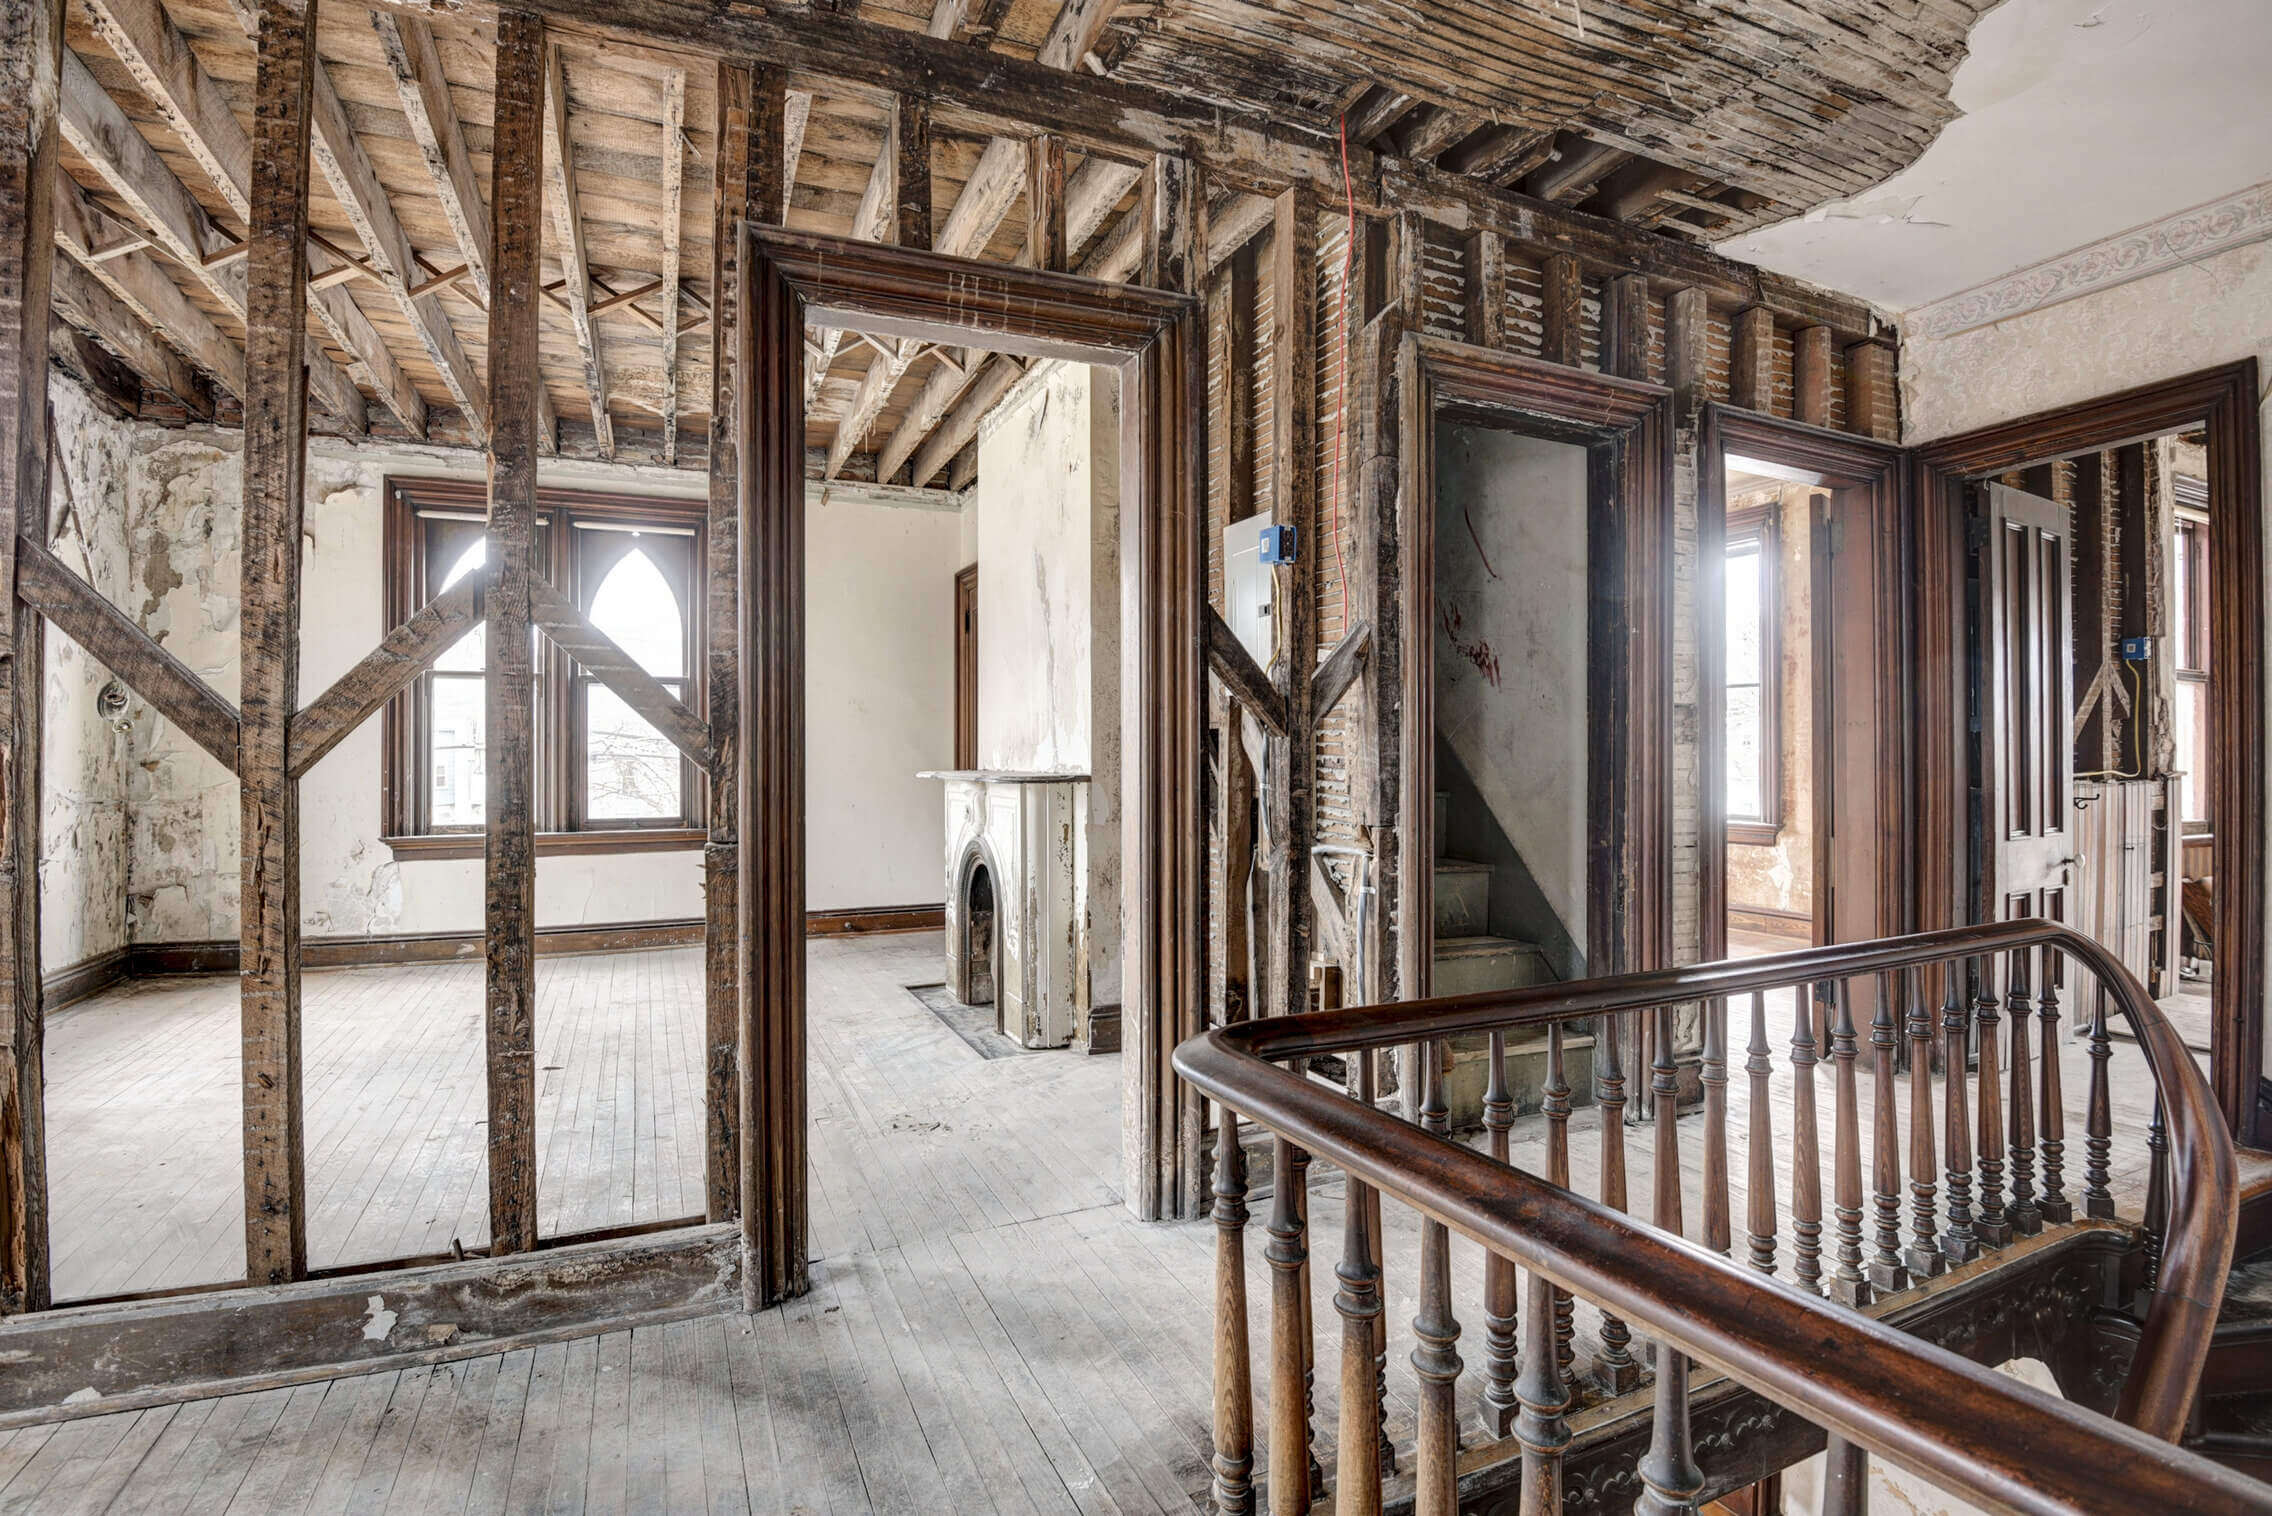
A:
[923,769,1092,1049]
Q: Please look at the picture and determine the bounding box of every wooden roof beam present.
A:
[1439,123,1555,185]
[1036,0,1117,73]
[55,48,368,432]
[805,98,905,407]
[1344,86,1417,147]
[1528,138,1633,205]
[1393,105,1468,166]
[51,255,213,417]
[658,66,686,464]
[52,168,244,402]
[72,0,423,432]
[543,41,612,457]
[369,9,490,305]
[1585,158,1702,223]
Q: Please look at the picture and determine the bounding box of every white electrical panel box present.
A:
[1221,511,1276,665]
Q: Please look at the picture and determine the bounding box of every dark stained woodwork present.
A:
[1264,183,1317,1030]
[1827,983,1867,1305]
[1206,607,1289,739]
[15,539,241,774]
[237,0,318,1290]
[1224,237,1257,522]
[483,8,547,1259]
[953,562,978,769]
[1209,1102,1254,1513]
[1845,337,1896,441]
[1602,271,1651,382]
[1913,361,2266,1148]
[0,0,60,1318]
[894,96,932,249]
[286,575,480,780]
[1212,695,1256,1029]
[1311,621,1371,717]
[1464,229,1504,349]
[1791,986,1824,1294]
[1665,286,1707,425]
[1744,992,1777,1276]
[1264,1136,1312,1516]
[530,580,714,770]
[1539,252,1581,369]
[1730,307,1774,413]
[1792,325,1831,428]
[1028,134,1068,273]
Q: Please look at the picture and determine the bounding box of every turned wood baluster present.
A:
[1867,973,1907,1295]
[1266,1138,1313,1516]
[1745,992,1778,1277]
[1592,1016,1636,1390]
[1479,1030,1519,1438]
[1903,966,1944,1279]
[2083,986,2115,1220]
[1335,1074,1385,1516]
[1828,981,1869,1305]
[1653,1005,1684,1238]
[1293,1147,1324,1496]
[1513,1254,1570,1516]
[1632,1348,1703,1516]
[2004,948,2041,1237]
[1412,1041,1462,1515]
[1790,984,1825,1295]
[1212,1102,1255,1514]
[1702,1001,1731,1257]
[1545,1025,1581,1388]
[1360,1053,1393,1477]
[1974,957,2012,1248]
[2037,945,2071,1225]
[1820,1435,1868,1516]
[2144,1098,2170,1286]
[1941,963,1980,1263]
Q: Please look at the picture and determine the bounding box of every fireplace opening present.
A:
[961,854,996,1009]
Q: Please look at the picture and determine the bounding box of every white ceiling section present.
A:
[1716,0,2272,315]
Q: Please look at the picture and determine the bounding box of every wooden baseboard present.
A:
[41,946,129,1010]
[806,903,944,937]
[0,1224,738,1426]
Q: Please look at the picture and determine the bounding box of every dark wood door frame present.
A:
[739,224,1205,1304]
[1700,407,1911,964]
[1398,334,1676,995]
[953,563,978,770]
[1913,360,2266,1148]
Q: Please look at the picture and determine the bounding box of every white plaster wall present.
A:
[38,377,137,973]
[1900,237,2272,1070]
[805,492,964,911]
[1433,423,1590,945]
[976,362,1100,772]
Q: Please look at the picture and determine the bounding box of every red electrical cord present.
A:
[1328,113,1357,620]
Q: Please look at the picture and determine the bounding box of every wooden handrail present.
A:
[1175,920,2247,1514]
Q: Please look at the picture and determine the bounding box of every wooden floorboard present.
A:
[12,933,2191,1513]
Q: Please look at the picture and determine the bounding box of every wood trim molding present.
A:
[1398,334,1676,990]
[806,904,945,937]
[1913,360,2266,1148]
[382,827,704,860]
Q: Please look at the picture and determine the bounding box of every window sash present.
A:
[1724,507,1783,837]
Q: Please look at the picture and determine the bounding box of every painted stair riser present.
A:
[1433,862,1493,937]
[1430,941,1555,999]
[1443,1029,1598,1131]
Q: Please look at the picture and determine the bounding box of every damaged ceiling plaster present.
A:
[1717,0,2272,314]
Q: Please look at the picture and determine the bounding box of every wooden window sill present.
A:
[383,828,706,861]
[1727,821,1782,848]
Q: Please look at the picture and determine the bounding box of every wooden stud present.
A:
[1731,306,1774,413]
[287,575,479,779]
[1028,134,1067,273]
[485,8,547,1258]
[1540,252,1581,368]
[0,0,60,1318]
[1224,238,1257,522]
[1846,335,1897,441]
[238,0,319,1289]
[543,41,612,456]
[529,582,713,767]
[1793,325,1832,428]
[52,171,244,402]
[49,258,211,418]
[1464,228,1504,349]
[895,96,932,250]
[1266,184,1317,1037]
[1602,271,1652,382]
[1665,285,1707,425]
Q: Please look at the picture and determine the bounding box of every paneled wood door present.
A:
[954,563,977,769]
[1984,481,2075,924]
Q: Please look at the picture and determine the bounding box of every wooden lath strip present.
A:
[77,0,424,434]
[286,575,482,780]
[543,41,612,456]
[14,538,241,773]
[530,579,715,770]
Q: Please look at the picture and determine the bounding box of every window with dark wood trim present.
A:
[2173,487,2210,828]
[1725,503,1782,845]
[381,476,707,858]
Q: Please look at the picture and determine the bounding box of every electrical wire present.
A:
[2077,656,2148,781]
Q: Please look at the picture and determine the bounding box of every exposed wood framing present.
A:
[1846,336,1897,442]
[286,574,482,779]
[658,67,686,463]
[1667,285,1707,424]
[1603,270,1651,382]
[1313,621,1371,717]
[543,41,612,456]
[803,98,902,406]
[49,256,210,417]
[238,0,319,1289]
[486,8,548,1257]
[370,10,490,304]
[530,580,714,767]
[56,49,367,432]
[1732,306,1775,413]
[52,171,242,403]
[80,0,423,433]
[1029,134,1067,273]
[1036,0,1116,71]
[0,0,60,1317]
[1264,183,1316,1026]
[1205,607,1288,738]
[1540,251,1581,368]
[1794,324,1832,428]
[1464,228,1504,349]
[896,97,932,250]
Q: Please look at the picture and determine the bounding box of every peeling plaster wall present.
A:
[38,377,137,974]
[1900,237,2272,1071]
[1433,422,1590,947]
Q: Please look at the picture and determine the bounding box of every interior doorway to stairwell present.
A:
[1719,462,1828,963]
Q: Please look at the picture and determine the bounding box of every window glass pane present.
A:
[1727,685,1763,821]
[434,539,487,672]
[1725,546,1762,685]
[2177,678,2208,825]
[430,675,486,827]
[588,548,685,679]
[586,682,681,820]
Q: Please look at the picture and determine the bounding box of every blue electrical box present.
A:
[2121,635,2152,662]
[1259,522,1297,565]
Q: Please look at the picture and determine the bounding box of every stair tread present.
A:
[1432,934,1548,958]
[1432,857,1494,875]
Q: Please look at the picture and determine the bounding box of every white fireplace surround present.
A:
[923,770,1091,1049]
